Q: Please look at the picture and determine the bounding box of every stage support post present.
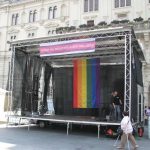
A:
[98,124,100,138]
[67,122,70,135]
[28,119,30,131]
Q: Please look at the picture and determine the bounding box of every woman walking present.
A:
[117,111,139,150]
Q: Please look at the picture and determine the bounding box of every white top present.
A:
[121,116,133,134]
[146,109,150,116]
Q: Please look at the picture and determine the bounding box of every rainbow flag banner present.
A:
[73,58,100,108]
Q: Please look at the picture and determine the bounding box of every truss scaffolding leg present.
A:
[124,32,132,118]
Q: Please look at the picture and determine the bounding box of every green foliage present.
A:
[120,19,129,24]
[79,24,87,28]
[56,27,63,33]
[98,21,107,26]
[111,20,120,24]
[134,17,144,22]
[69,26,76,31]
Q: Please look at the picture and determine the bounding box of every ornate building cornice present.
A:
[24,24,38,31]
[44,20,60,28]
[8,27,20,34]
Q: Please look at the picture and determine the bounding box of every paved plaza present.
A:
[0,124,149,150]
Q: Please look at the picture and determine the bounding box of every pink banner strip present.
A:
[40,38,95,57]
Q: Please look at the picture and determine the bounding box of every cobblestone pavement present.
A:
[0,124,149,150]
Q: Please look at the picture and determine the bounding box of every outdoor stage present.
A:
[7,26,144,137]
[7,115,120,138]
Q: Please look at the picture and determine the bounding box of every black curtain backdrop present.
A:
[53,65,124,117]
[131,73,138,122]
[16,54,43,116]
[42,64,52,113]
[12,50,27,112]
[132,48,143,86]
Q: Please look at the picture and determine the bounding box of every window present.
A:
[29,10,37,23]
[48,6,57,19]
[115,0,119,8]
[28,32,35,38]
[52,30,55,34]
[84,0,88,12]
[87,20,94,27]
[53,6,57,19]
[32,33,34,36]
[48,30,56,35]
[84,0,99,12]
[29,11,33,22]
[48,30,51,35]
[115,0,131,8]
[120,0,125,7]
[48,7,52,19]
[28,33,31,37]
[33,10,37,22]
[11,13,19,25]
[95,0,99,11]
[89,0,94,11]
[126,0,131,6]
[10,35,17,41]
[11,14,15,25]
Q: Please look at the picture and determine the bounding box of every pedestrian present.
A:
[145,106,148,115]
[146,106,150,116]
[112,91,122,121]
[117,111,139,149]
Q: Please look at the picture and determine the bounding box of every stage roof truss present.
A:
[8,26,144,118]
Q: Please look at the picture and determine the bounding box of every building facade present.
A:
[0,0,150,106]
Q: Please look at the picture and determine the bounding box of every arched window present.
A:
[11,14,15,25]
[15,13,19,25]
[29,10,37,23]
[11,14,19,25]
[32,33,34,36]
[29,11,33,22]
[48,30,50,35]
[48,7,52,19]
[53,6,57,19]
[28,33,31,37]
[33,10,37,22]
[10,35,17,41]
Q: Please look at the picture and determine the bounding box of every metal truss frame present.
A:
[8,27,142,118]
[124,32,132,116]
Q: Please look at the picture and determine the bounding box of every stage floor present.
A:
[8,114,121,125]
[7,115,121,138]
